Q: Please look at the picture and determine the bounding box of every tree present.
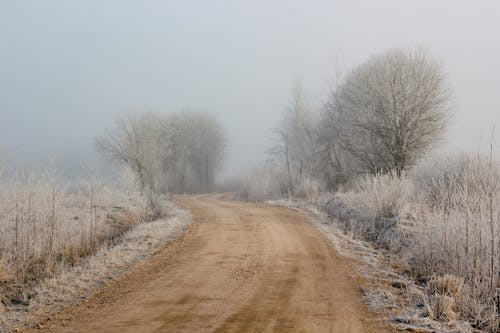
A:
[316,110,357,189]
[269,81,318,196]
[97,111,226,201]
[167,112,226,193]
[96,112,176,216]
[183,113,226,193]
[327,48,451,176]
[168,113,198,193]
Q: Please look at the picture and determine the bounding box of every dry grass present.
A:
[0,169,150,308]
[322,154,500,331]
[423,275,468,321]
[0,201,192,332]
[330,172,414,250]
[410,155,500,331]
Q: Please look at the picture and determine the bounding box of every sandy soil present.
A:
[23,194,394,333]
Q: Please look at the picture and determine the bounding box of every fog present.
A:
[1,0,500,179]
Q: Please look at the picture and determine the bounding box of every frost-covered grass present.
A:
[0,201,191,332]
[409,155,500,331]
[326,154,500,332]
[0,168,154,309]
[333,172,414,249]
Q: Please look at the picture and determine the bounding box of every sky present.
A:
[1,0,500,179]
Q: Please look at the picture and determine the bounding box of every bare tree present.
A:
[97,111,226,200]
[270,81,318,196]
[96,112,176,215]
[316,112,357,189]
[326,48,451,176]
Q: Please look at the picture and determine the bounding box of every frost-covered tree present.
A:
[97,111,226,202]
[325,48,451,176]
[96,113,177,215]
[96,113,176,194]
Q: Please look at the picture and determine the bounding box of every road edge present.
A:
[3,201,193,333]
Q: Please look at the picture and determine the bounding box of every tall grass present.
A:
[329,154,500,331]
[334,172,414,248]
[410,155,500,331]
[0,168,148,306]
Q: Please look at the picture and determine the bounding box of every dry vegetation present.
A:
[410,155,500,330]
[0,163,195,332]
[0,166,150,311]
[328,154,500,331]
[1,200,191,332]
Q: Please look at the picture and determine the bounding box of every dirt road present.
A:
[26,194,392,333]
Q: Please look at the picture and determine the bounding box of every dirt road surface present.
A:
[25,194,393,333]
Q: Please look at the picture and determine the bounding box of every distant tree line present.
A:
[97,111,225,213]
[268,48,451,196]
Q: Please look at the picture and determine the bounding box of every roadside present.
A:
[267,198,479,333]
[1,201,192,333]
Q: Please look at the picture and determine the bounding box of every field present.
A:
[0,169,148,308]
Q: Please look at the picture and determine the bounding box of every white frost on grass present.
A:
[1,201,192,332]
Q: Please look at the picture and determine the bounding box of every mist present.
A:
[1,0,500,179]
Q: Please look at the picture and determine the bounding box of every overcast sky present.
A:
[1,1,500,178]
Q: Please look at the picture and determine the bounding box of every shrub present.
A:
[412,154,500,209]
[343,172,413,220]
[332,172,413,248]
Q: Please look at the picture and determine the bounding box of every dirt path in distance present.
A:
[23,194,393,333]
